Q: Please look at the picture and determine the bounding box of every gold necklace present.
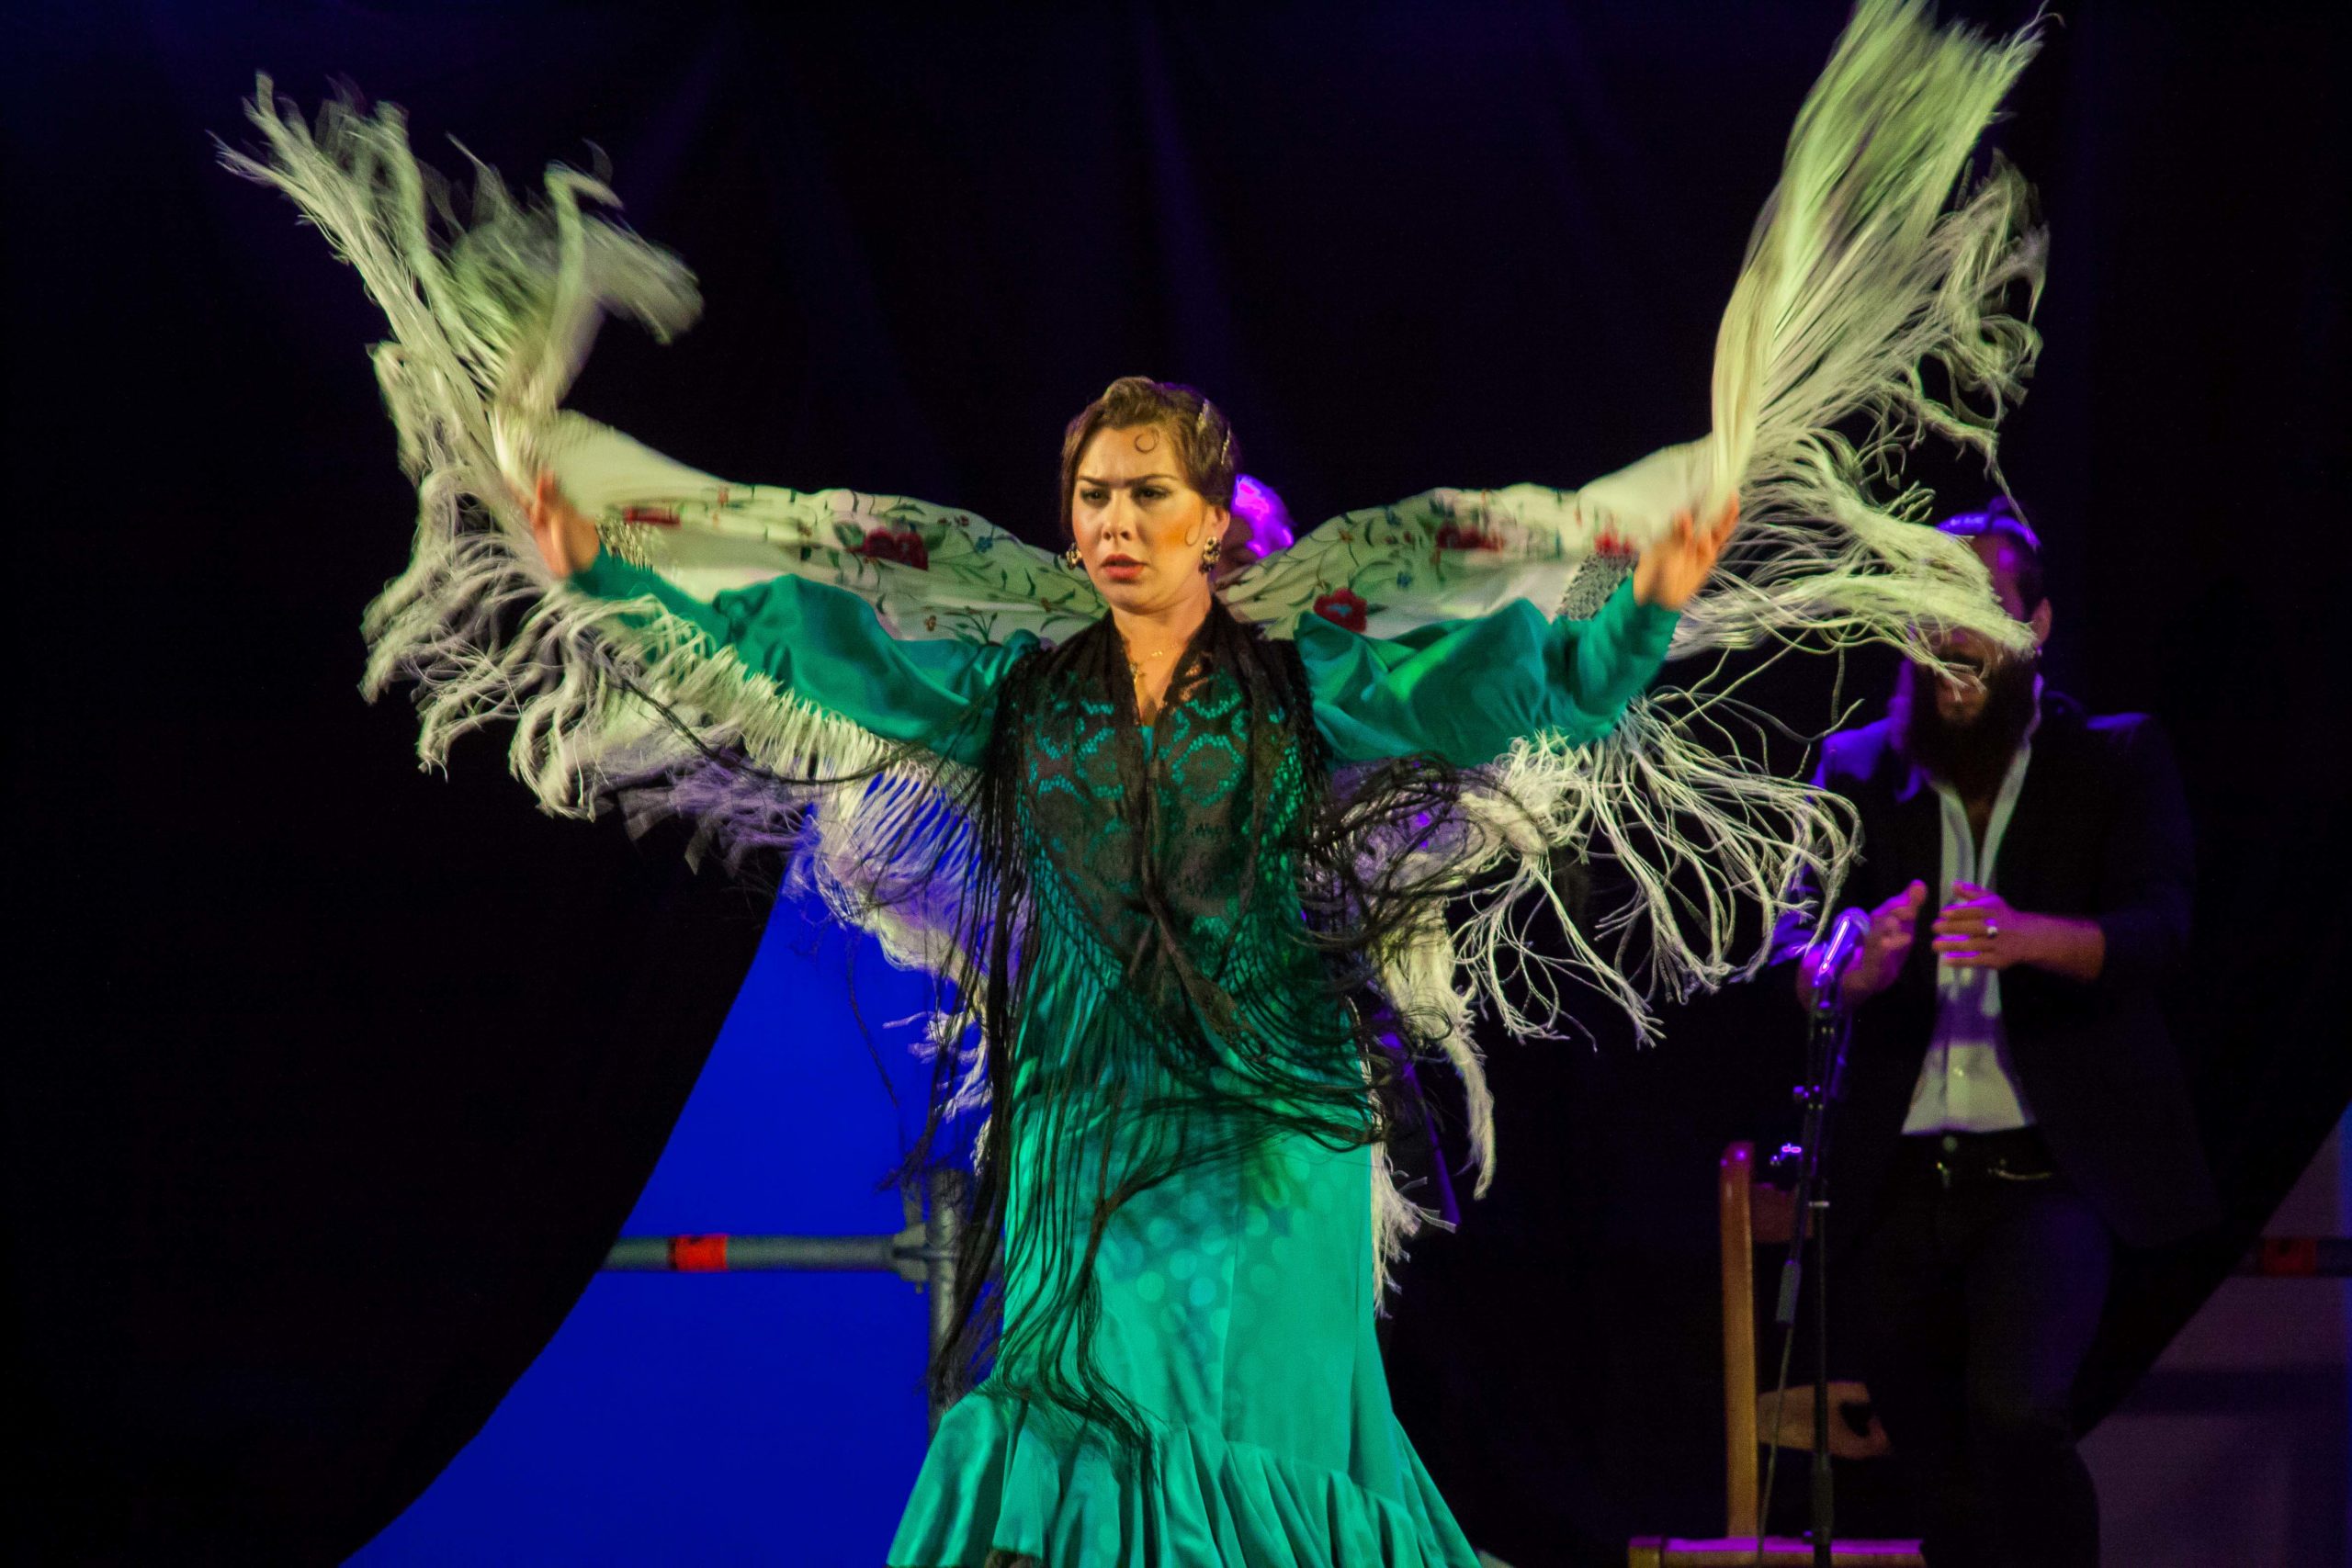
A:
[1125,646,1170,688]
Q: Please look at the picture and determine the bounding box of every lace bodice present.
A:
[1001,614,1340,1066]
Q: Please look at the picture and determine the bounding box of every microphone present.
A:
[1807,907,1873,1000]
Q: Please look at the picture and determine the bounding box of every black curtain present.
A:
[6,3,2344,1564]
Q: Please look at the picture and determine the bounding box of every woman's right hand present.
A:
[521,470,600,577]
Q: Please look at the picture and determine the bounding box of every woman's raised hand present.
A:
[1632,491,1738,610]
[520,470,601,577]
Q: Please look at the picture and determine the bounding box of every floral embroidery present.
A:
[1311,588,1369,633]
[857,530,931,570]
[595,477,1610,651]
[1594,527,1638,559]
[1433,523,1501,551]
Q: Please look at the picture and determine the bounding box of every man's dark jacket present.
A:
[1806,689,2218,1249]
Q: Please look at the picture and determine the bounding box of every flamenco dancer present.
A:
[227,3,2049,1562]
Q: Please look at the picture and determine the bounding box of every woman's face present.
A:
[1070,423,1226,620]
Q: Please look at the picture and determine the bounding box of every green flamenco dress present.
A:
[568,549,1678,1566]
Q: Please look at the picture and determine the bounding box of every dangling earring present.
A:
[1062,543,1082,570]
[1199,532,1220,575]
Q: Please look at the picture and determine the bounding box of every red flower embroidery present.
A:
[1594,527,1638,559]
[1312,588,1369,633]
[1434,523,1502,551]
[620,505,681,528]
[855,530,931,570]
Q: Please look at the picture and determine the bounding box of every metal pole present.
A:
[602,1234,904,1271]
[1810,1176,1833,1568]
[600,1166,971,1433]
[1768,997,1850,1568]
[923,1167,966,1435]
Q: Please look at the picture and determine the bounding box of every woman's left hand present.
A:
[1632,492,1738,610]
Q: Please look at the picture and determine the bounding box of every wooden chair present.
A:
[1626,1142,1923,1567]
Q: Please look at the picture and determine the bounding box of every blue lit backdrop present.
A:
[353,897,938,1564]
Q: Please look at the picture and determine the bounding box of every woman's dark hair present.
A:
[1057,376,1241,538]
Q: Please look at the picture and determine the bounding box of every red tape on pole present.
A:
[670,1235,729,1272]
[2252,1236,2319,1277]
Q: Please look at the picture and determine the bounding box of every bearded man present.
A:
[1792,504,2217,1568]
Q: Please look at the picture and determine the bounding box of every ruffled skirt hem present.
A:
[886,1393,1476,1567]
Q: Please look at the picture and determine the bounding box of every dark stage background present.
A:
[6,2,2346,1563]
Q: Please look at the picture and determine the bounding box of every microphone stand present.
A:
[1766,964,1857,1567]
